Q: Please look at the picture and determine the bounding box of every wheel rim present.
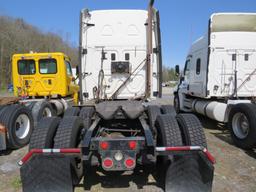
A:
[232,112,249,139]
[42,107,52,117]
[15,114,30,139]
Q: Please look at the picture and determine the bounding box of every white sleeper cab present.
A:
[174,13,256,149]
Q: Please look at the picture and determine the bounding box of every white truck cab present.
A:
[175,13,256,149]
[79,9,162,101]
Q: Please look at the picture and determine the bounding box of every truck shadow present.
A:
[79,166,164,191]
[197,115,256,159]
[197,115,233,144]
[0,149,13,156]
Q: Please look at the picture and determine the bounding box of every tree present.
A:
[162,66,179,82]
[0,15,78,90]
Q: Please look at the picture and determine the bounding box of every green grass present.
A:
[11,176,22,190]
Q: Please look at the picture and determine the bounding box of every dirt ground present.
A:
[1,87,256,192]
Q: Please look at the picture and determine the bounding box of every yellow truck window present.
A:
[18,59,35,75]
[39,59,57,74]
[65,60,72,76]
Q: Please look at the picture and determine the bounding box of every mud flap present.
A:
[165,153,214,192]
[20,155,74,192]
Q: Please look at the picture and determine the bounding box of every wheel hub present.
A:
[232,112,249,139]
[15,114,30,139]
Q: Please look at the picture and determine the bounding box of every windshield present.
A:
[211,14,256,32]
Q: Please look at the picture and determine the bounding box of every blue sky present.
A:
[0,0,255,67]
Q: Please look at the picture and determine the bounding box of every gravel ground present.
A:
[1,87,256,192]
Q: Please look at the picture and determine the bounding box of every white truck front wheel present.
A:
[232,112,249,139]
[228,103,256,149]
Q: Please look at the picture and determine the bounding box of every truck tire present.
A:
[29,117,61,150]
[155,114,183,187]
[228,103,256,149]
[147,105,161,133]
[0,105,7,112]
[54,116,84,187]
[32,100,56,127]
[79,107,94,125]
[155,114,183,147]
[25,101,36,111]
[161,105,176,116]
[79,107,94,119]
[64,107,80,117]
[174,94,180,113]
[0,104,34,149]
[165,157,209,192]
[176,113,207,148]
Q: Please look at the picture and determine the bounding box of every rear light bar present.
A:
[155,146,216,164]
[18,148,81,166]
[18,146,215,166]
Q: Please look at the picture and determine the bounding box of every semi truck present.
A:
[0,52,79,151]
[19,1,215,191]
[174,13,256,149]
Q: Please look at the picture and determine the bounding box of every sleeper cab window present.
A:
[125,53,130,61]
[196,58,201,75]
[111,53,116,61]
[245,54,249,61]
[18,59,36,75]
[39,59,57,74]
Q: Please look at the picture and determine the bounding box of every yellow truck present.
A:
[0,52,79,151]
[12,52,79,100]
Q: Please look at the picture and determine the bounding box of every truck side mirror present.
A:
[76,65,79,76]
[175,65,180,76]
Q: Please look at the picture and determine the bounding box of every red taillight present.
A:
[100,141,109,150]
[124,158,135,169]
[128,141,137,150]
[102,158,113,169]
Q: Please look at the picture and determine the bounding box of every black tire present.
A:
[79,107,94,125]
[155,114,183,159]
[29,117,61,150]
[25,102,36,111]
[155,114,183,148]
[165,157,210,192]
[228,103,256,149]
[0,104,34,149]
[161,105,176,116]
[174,94,180,113]
[0,105,8,116]
[64,107,80,117]
[176,113,207,148]
[79,107,94,119]
[147,105,161,133]
[155,114,183,187]
[32,100,56,127]
[54,116,84,187]
[0,105,7,113]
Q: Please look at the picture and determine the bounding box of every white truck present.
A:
[174,13,256,149]
[79,9,162,101]
[19,1,214,192]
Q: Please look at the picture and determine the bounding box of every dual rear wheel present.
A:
[22,107,94,192]
[155,112,211,192]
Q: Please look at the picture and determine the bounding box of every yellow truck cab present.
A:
[12,52,79,99]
